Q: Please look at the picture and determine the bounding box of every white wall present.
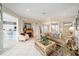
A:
[18,18,24,34]
[32,23,40,39]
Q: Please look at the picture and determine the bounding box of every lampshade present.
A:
[69,26,75,32]
[77,26,79,30]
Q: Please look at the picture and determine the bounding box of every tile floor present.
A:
[1,39,42,56]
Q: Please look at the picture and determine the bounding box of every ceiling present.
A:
[3,3,79,20]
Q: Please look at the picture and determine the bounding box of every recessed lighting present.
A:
[42,12,47,15]
[26,9,30,12]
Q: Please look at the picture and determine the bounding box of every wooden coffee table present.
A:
[35,40,56,56]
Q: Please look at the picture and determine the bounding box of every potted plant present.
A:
[40,35,49,46]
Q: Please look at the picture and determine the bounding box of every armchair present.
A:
[18,33,29,41]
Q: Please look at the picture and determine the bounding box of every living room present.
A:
[0,3,79,56]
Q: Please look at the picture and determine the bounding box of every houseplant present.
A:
[40,35,49,46]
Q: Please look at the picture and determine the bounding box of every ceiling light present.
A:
[26,9,30,12]
[42,12,47,15]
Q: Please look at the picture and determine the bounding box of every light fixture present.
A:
[26,8,30,12]
[77,26,79,30]
[42,12,47,15]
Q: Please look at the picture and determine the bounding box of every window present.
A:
[40,24,49,33]
[51,23,59,33]
[24,23,32,29]
[43,25,49,33]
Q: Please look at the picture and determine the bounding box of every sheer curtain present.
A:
[41,24,49,33]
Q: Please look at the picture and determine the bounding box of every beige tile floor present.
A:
[1,39,42,56]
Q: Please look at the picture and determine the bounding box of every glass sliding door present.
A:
[0,4,3,52]
[3,12,18,48]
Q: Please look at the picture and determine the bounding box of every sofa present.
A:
[35,32,67,56]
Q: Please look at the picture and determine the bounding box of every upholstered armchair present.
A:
[18,33,29,41]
